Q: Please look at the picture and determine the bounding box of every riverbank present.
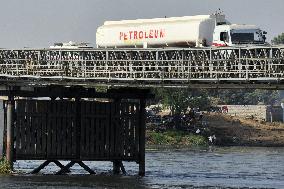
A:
[205,113,284,147]
[146,112,284,147]
[146,130,208,147]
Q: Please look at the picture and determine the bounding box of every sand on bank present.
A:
[205,113,284,147]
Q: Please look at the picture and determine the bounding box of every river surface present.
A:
[1,147,284,189]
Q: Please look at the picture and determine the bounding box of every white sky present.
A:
[0,0,283,48]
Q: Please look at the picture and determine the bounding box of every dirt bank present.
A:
[205,113,284,147]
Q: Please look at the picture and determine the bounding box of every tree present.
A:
[153,88,210,115]
[271,33,284,45]
[208,89,280,105]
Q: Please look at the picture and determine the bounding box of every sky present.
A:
[0,0,283,48]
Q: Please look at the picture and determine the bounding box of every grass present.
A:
[146,130,208,146]
[0,157,12,174]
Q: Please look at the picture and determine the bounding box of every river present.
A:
[0,147,281,189]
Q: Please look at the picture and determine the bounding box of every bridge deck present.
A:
[0,46,283,88]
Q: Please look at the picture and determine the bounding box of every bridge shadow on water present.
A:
[0,174,149,189]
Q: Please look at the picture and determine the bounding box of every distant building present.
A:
[218,105,283,122]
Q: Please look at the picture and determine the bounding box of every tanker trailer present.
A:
[96,13,267,48]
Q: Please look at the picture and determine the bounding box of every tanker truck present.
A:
[96,13,267,48]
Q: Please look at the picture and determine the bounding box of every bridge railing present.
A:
[0,47,283,84]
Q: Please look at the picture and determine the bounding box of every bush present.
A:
[0,157,12,174]
[147,130,208,146]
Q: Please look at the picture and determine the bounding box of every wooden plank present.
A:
[55,101,61,157]
[62,103,72,156]
[30,100,35,156]
[80,101,85,157]
[71,102,77,157]
[126,103,131,158]
[69,101,73,156]
[95,102,100,157]
[127,102,132,158]
[15,101,24,157]
[51,100,57,158]
[60,101,65,157]
[134,103,140,159]
[23,101,28,156]
[75,98,81,159]
[15,101,20,157]
[109,101,115,158]
[25,101,30,156]
[46,100,52,158]
[104,102,110,158]
[122,102,127,158]
[90,101,95,157]
[129,103,135,158]
[31,101,37,156]
[116,101,124,158]
[56,101,62,157]
[26,101,33,156]
[61,101,67,157]
[58,101,64,158]
[41,101,47,158]
[66,101,72,157]
[85,101,91,157]
[99,102,104,158]
[101,103,106,157]
[138,99,146,176]
[97,102,102,158]
[115,101,123,158]
[35,101,42,157]
[34,102,39,156]
[117,101,122,158]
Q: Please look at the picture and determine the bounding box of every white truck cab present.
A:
[212,24,267,47]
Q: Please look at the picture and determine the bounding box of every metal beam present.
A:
[0,86,153,99]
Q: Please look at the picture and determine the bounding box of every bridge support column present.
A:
[6,96,14,169]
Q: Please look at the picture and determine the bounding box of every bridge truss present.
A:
[0,46,284,88]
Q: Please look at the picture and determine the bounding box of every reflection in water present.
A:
[3,147,284,188]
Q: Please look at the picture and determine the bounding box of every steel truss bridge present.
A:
[0,46,284,89]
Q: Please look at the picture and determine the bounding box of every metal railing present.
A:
[0,46,283,87]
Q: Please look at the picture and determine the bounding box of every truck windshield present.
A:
[231,33,254,43]
[230,29,263,44]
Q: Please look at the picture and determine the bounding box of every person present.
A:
[208,135,216,143]
[222,106,228,113]
[208,136,213,143]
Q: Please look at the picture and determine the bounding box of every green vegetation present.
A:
[208,89,280,105]
[152,88,210,114]
[152,88,281,115]
[0,157,11,174]
[272,33,284,45]
[146,130,208,146]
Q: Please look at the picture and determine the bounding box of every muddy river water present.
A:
[1,147,284,189]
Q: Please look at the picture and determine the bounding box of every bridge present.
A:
[0,46,283,89]
[0,46,284,176]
